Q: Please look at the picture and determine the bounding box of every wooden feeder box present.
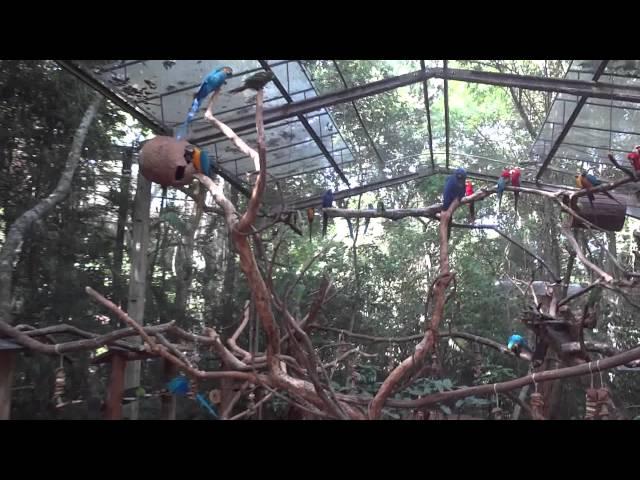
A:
[139,136,201,188]
[570,194,627,232]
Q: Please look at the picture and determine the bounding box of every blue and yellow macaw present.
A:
[507,333,531,358]
[176,66,233,140]
[184,144,212,177]
[442,168,467,240]
[167,375,219,419]
[576,172,619,207]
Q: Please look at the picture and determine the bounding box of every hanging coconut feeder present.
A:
[139,136,212,188]
[569,194,627,232]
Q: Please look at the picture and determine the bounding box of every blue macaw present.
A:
[507,333,531,358]
[442,168,467,240]
[442,168,467,211]
[167,375,219,419]
[176,66,233,140]
[167,375,190,396]
[322,189,334,237]
[496,168,511,211]
[364,203,374,235]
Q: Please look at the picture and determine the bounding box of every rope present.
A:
[597,359,604,388]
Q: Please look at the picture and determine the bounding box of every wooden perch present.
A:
[380,342,640,410]
[368,198,458,419]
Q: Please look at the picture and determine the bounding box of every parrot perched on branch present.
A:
[176,66,233,140]
[496,168,511,211]
[510,167,521,214]
[183,144,212,177]
[507,333,532,358]
[465,180,475,222]
[576,172,619,207]
[364,203,374,235]
[442,168,467,241]
[306,207,314,242]
[322,189,334,237]
[229,71,276,93]
[627,146,640,177]
[167,375,219,419]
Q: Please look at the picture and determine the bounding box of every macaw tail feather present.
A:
[602,190,623,205]
[322,212,328,237]
[498,193,502,211]
[469,202,475,222]
[587,191,595,207]
[364,219,370,235]
[309,222,313,242]
[229,85,246,94]
[346,218,355,241]
[196,393,219,419]
[175,123,188,141]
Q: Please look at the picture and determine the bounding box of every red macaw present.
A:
[510,167,521,214]
[465,179,475,222]
[627,146,640,176]
[306,207,314,242]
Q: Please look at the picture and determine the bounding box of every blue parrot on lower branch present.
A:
[176,66,233,140]
[322,189,334,237]
[507,333,532,358]
[442,168,467,241]
[167,375,219,419]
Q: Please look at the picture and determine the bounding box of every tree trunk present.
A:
[123,171,151,420]
[220,187,239,332]
[113,146,133,305]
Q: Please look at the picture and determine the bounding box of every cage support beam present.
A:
[258,61,350,187]
[536,60,610,181]
[420,60,435,170]
[194,66,640,145]
[56,60,170,135]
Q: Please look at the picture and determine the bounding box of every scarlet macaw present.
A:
[306,207,314,242]
[465,179,475,222]
[627,146,640,177]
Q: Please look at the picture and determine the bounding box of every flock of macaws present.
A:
[165,66,640,357]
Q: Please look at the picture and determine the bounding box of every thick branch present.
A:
[368,199,458,419]
[385,343,640,409]
[561,227,614,282]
